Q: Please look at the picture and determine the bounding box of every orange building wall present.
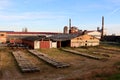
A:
[0,32,7,43]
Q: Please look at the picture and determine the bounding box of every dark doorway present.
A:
[61,40,70,47]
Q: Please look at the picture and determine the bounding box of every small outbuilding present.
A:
[22,36,57,49]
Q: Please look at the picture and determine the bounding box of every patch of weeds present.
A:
[114,62,120,66]
[106,73,120,80]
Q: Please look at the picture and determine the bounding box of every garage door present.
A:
[40,41,50,48]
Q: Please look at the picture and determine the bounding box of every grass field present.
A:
[0,43,120,80]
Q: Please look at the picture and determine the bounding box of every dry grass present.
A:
[0,44,120,80]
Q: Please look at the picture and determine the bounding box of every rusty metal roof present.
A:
[50,33,83,41]
[22,36,50,41]
[7,32,61,35]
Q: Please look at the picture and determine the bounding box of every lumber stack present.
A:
[61,48,106,60]
[12,51,39,72]
[28,50,70,68]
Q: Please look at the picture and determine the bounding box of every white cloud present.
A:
[0,12,68,21]
[106,24,120,35]
[109,8,120,15]
[0,0,11,10]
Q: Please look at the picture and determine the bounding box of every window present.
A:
[90,38,93,39]
[0,34,4,36]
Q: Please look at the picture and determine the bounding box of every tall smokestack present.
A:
[69,18,71,34]
[101,16,104,39]
[69,18,71,29]
[63,26,68,34]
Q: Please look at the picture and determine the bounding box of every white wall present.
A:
[34,41,40,49]
[51,42,57,48]
[87,31,101,39]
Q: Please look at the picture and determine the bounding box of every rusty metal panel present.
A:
[40,41,50,48]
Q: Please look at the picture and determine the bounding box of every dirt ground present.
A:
[0,45,120,80]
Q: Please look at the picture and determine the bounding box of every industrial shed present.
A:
[7,36,25,43]
[22,36,57,49]
[4,31,61,44]
[50,33,100,48]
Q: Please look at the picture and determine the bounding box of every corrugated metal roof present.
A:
[50,33,83,41]
[0,31,14,32]
[22,36,50,41]
[7,32,62,35]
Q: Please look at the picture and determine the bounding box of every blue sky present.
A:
[0,0,120,35]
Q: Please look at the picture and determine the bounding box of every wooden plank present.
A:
[28,50,70,68]
[61,48,107,60]
[12,51,39,72]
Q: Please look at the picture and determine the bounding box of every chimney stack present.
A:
[97,27,100,31]
[69,18,71,29]
[101,16,104,39]
[69,18,72,33]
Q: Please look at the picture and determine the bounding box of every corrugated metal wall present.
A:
[23,40,34,49]
[10,39,22,43]
[40,41,50,48]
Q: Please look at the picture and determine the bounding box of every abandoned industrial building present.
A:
[0,16,107,49]
[23,33,99,49]
[0,31,100,49]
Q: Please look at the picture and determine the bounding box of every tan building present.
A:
[0,32,7,43]
[71,34,99,47]
[85,31,101,39]
[50,33,100,48]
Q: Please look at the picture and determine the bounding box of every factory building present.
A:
[21,33,100,49]
[76,16,106,40]
[0,17,104,49]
